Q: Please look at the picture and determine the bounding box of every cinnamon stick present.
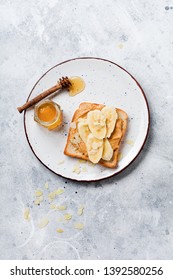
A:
[17,76,71,113]
[17,84,62,113]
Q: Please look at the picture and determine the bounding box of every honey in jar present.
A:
[34,99,62,130]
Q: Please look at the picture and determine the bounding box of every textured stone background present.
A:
[0,0,173,259]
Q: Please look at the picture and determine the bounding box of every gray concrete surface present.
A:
[0,0,173,259]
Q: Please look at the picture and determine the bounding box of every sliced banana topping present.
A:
[101,106,117,138]
[102,138,113,161]
[87,109,106,139]
[75,106,118,164]
[86,134,103,163]
[77,118,90,144]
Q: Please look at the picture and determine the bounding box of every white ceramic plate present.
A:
[24,57,150,181]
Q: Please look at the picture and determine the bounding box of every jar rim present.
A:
[34,99,61,126]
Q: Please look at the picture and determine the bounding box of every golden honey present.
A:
[37,103,56,122]
[34,99,62,130]
[69,76,85,96]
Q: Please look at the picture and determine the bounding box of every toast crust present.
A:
[64,102,128,168]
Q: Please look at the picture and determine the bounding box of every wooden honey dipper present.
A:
[17,76,71,113]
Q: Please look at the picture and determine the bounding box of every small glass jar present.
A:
[34,99,63,130]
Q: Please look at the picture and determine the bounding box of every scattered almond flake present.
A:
[118,43,124,49]
[38,217,49,229]
[74,223,84,230]
[82,166,87,173]
[34,198,41,205]
[58,160,65,165]
[57,205,67,211]
[35,190,43,197]
[74,132,81,143]
[118,152,123,161]
[72,164,81,174]
[55,189,64,196]
[57,217,64,222]
[77,206,84,216]
[53,190,58,195]
[57,228,64,233]
[126,139,134,145]
[64,213,72,220]
[38,195,44,203]
[78,159,86,164]
[48,192,56,200]
[44,182,49,189]
[78,117,84,122]
[50,203,56,210]
[24,208,30,221]
[88,161,95,167]
[70,122,76,129]
[70,138,78,145]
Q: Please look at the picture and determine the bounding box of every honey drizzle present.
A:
[69,76,85,96]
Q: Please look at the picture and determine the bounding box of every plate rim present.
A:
[24,56,150,182]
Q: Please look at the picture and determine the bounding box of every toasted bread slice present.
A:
[64,102,128,168]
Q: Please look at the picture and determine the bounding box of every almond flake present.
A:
[64,213,72,220]
[58,160,65,165]
[118,43,124,49]
[74,133,81,143]
[82,166,87,173]
[35,190,43,197]
[57,205,67,211]
[74,223,84,230]
[34,198,41,205]
[57,228,64,233]
[78,159,86,164]
[24,208,30,221]
[44,182,49,189]
[55,189,64,195]
[72,164,81,174]
[70,122,76,129]
[78,117,84,122]
[38,217,49,229]
[48,192,56,200]
[118,152,123,161]
[88,161,95,167]
[57,217,64,222]
[70,138,78,145]
[126,139,134,145]
[38,196,44,203]
[77,206,84,216]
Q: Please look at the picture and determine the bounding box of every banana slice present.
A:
[87,110,106,139]
[77,118,90,144]
[102,138,113,161]
[86,134,103,163]
[101,106,117,138]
